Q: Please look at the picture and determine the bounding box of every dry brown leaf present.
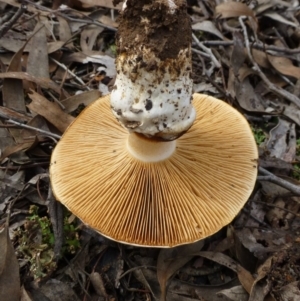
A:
[216,2,256,20]
[0,106,31,122]
[20,286,33,301]
[98,15,118,28]
[267,54,300,79]
[252,49,271,69]
[197,251,255,294]
[63,52,116,77]
[21,115,51,140]
[249,257,274,301]
[0,226,21,301]
[27,91,74,133]
[278,281,300,300]
[47,41,66,53]
[231,32,246,78]
[0,139,36,162]
[61,90,101,112]
[89,272,108,298]
[0,121,15,156]
[192,20,224,39]
[157,240,204,301]
[264,12,298,27]
[217,285,248,301]
[57,17,73,48]
[234,77,265,112]
[0,72,68,96]
[2,40,27,144]
[169,278,241,301]
[78,0,122,9]
[37,280,80,301]
[2,42,25,113]
[80,25,104,52]
[266,119,296,162]
[0,37,65,54]
[27,23,50,79]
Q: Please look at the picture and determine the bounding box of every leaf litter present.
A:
[1,0,300,300]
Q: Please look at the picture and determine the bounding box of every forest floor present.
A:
[1,0,300,300]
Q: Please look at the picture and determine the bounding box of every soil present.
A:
[116,0,191,60]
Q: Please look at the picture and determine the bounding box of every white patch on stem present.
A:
[165,0,177,14]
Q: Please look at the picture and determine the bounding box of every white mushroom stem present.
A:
[127,133,176,162]
[110,0,195,141]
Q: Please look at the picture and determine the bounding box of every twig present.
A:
[192,33,221,68]
[258,167,300,195]
[200,40,300,55]
[239,16,300,108]
[0,3,27,38]
[191,48,211,59]
[6,119,62,139]
[50,57,91,91]
[195,53,206,76]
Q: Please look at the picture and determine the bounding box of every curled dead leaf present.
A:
[216,2,256,21]
[27,91,74,133]
[267,54,300,79]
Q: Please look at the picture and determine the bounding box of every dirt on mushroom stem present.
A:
[116,0,191,61]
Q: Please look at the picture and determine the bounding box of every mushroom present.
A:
[50,0,258,247]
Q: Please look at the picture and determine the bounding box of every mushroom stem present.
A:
[110,0,195,141]
[127,133,176,162]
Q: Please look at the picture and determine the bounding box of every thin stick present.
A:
[191,48,211,58]
[200,40,300,55]
[0,3,27,38]
[50,57,91,91]
[192,33,221,68]
[6,119,62,139]
[258,167,300,195]
[239,17,300,108]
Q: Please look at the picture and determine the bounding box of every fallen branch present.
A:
[6,119,61,139]
[192,33,221,69]
[201,40,300,55]
[0,3,26,38]
[258,166,300,196]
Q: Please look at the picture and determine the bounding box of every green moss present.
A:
[15,205,80,279]
[251,126,266,145]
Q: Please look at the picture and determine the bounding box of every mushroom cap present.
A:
[50,93,258,247]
